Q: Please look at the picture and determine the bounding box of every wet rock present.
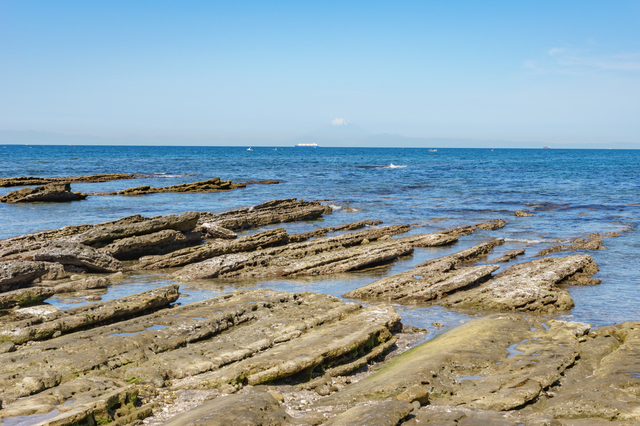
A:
[0,286,56,308]
[198,198,330,231]
[324,400,413,426]
[515,210,537,217]
[0,284,179,344]
[100,229,202,260]
[344,241,503,303]
[134,228,290,270]
[163,391,292,426]
[198,223,238,239]
[70,211,199,246]
[0,173,152,187]
[0,260,52,292]
[30,241,123,272]
[489,248,526,263]
[440,254,597,312]
[0,182,86,203]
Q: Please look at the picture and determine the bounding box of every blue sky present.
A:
[1,1,639,144]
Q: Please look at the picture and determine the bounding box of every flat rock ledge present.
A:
[0,173,157,188]
[0,287,400,426]
[0,183,87,203]
[109,177,272,196]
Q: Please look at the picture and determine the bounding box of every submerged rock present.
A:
[515,210,537,217]
[0,182,86,203]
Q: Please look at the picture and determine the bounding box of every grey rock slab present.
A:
[69,211,199,246]
[31,241,123,272]
[324,400,413,426]
[52,275,110,293]
[100,229,202,260]
[489,248,526,263]
[163,391,293,426]
[440,254,597,312]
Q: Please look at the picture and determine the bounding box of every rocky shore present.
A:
[0,197,635,425]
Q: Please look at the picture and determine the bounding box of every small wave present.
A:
[152,173,185,178]
[503,238,543,244]
[379,163,407,169]
[329,205,342,210]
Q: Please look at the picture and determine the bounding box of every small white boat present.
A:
[296,143,318,147]
[428,149,437,152]
[273,148,277,151]
[247,147,253,151]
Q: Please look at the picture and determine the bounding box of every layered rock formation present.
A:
[0,183,86,203]
[0,173,151,188]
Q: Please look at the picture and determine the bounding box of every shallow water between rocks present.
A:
[2,145,639,344]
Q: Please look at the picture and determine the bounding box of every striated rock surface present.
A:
[170,225,413,280]
[30,241,124,272]
[0,285,179,344]
[515,210,537,217]
[0,173,153,187]
[114,177,258,196]
[441,254,597,312]
[325,400,414,426]
[99,229,202,260]
[344,241,503,303]
[0,182,86,203]
[0,286,56,309]
[0,260,53,292]
[198,223,238,239]
[489,248,526,263]
[198,198,330,231]
[70,211,199,246]
[288,220,383,243]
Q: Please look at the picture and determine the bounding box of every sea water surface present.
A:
[1,145,639,336]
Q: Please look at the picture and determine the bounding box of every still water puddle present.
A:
[457,375,483,382]
[2,409,60,426]
[506,341,527,358]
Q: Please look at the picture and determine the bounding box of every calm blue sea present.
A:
[1,145,639,332]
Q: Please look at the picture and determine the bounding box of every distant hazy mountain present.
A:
[0,128,638,149]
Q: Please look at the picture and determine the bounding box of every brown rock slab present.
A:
[0,286,55,309]
[489,248,526,263]
[198,198,330,231]
[31,241,123,272]
[0,260,53,292]
[396,384,430,404]
[515,210,537,217]
[99,229,202,260]
[0,173,152,188]
[115,177,253,196]
[0,183,86,203]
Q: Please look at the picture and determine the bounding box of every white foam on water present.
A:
[329,205,342,210]
[384,163,407,169]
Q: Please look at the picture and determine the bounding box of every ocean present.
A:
[1,145,639,334]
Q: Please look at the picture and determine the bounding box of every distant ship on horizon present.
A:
[295,143,318,147]
[543,146,551,149]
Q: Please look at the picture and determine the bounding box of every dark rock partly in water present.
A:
[114,177,259,196]
[475,219,507,230]
[163,391,292,426]
[0,183,86,203]
[99,229,202,260]
[288,219,383,243]
[344,241,503,303]
[441,254,597,312]
[536,238,606,257]
[198,198,330,231]
[515,210,537,217]
[488,248,526,263]
[0,173,154,187]
[0,284,179,344]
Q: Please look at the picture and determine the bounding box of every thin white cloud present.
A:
[548,47,565,56]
